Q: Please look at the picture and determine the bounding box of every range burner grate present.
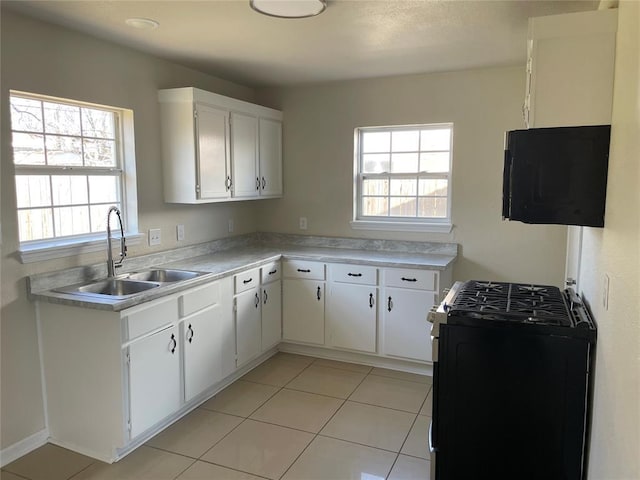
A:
[452,280,572,326]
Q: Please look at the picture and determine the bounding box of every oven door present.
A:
[430,338,439,479]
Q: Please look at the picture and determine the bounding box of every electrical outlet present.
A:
[603,274,610,310]
[149,228,161,246]
[176,224,185,242]
[228,219,234,233]
[299,217,308,230]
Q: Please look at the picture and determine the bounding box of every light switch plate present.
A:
[299,217,308,230]
[149,228,161,246]
[176,224,185,241]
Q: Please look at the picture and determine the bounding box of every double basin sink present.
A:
[54,269,208,300]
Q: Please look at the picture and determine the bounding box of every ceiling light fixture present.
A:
[125,17,160,29]
[250,0,327,19]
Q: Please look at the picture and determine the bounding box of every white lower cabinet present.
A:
[381,268,439,362]
[235,262,282,365]
[181,277,234,402]
[261,279,282,351]
[38,277,235,462]
[128,325,181,438]
[382,287,435,362]
[283,278,325,345]
[326,264,378,353]
[235,287,262,367]
[326,283,377,353]
[182,303,223,402]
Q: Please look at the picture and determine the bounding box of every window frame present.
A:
[9,90,141,262]
[351,123,454,233]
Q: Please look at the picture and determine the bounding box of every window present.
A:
[353,124,453,232]
[9,91,139,261]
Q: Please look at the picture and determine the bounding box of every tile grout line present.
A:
[1,469,32,480]
[193,457,272,480]
[65,460,98,480]
[276,355,374,479]
[316,433,406,456]
[171,457,198,480]
[192,354,317,475]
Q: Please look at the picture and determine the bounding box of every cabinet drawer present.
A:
[180,281,220,317]
[235,268,260,294]
[124,297,179,341]
[261,261,281,284]
[384,268,436,291]
[283,260,325,280]
[330,264,377,285]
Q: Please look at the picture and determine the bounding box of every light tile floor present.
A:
[2,353,433,480]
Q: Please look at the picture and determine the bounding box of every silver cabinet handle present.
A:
[388,296,393,312]
[317,286,321,301]
[263,289,268,305]
[169,333,177,354]
[369,293,374,308]
[255,292,260,308]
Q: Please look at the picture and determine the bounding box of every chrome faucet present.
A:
[106,206,127,277]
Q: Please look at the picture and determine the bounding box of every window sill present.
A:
[19,233,145,264]
[350,220,453,233]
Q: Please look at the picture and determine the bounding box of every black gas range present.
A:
[427,280,596,480]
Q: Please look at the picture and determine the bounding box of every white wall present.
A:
[579,2,640,478]
[255,68,568,285]
[0,10,259,450]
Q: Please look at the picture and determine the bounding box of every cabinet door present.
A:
[283,279,324,345]
[230,112,258,198]
[327,283,377,353]
[262,282,282,351]
[196,103,230,199]
[383,288,435,362]
[183,304,223,403]
[258,118,283,197]
[128,325,180,438]
[235,288,262,367]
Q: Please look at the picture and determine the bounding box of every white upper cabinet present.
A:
[197,104,231,200]
[230,112,259,198]
[158,87,283,203]
[525,9,618,128]
[259,118,283,197]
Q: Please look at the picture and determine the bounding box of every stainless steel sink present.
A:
[125,269,207,283]
[55,279,161,299]
[53,268,208,300]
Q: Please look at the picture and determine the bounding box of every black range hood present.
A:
[503,125,611,227]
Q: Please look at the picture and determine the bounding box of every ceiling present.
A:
[4,0,600,88]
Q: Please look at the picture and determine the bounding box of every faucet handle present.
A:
[120,237,127,258]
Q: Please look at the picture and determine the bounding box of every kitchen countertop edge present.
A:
[31,245,457,312]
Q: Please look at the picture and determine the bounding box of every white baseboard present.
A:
[278,342,434,376]
[0,428,49,467]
